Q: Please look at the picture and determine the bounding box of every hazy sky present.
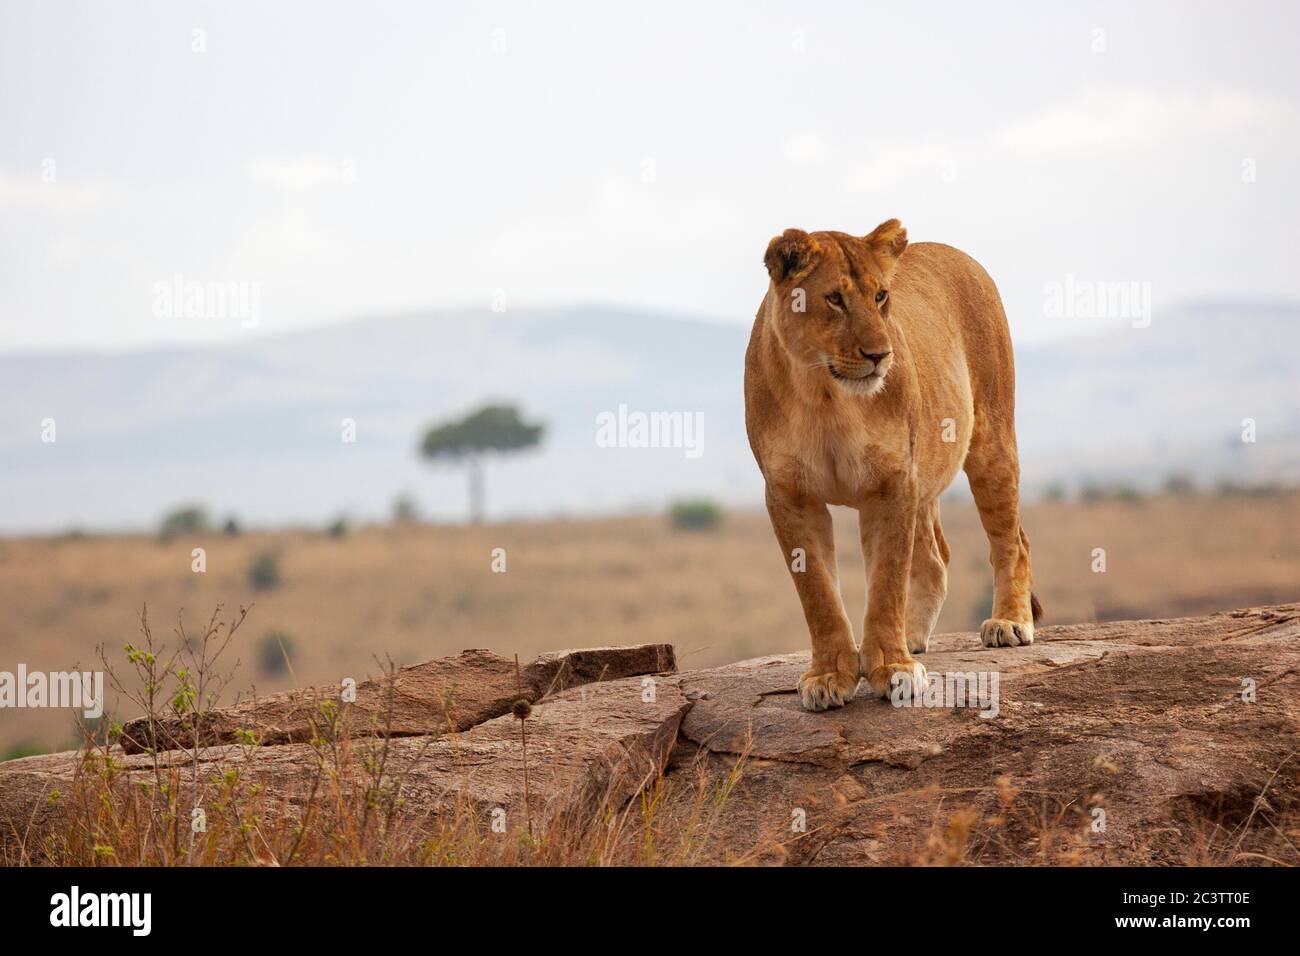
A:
[2,0,1298,353]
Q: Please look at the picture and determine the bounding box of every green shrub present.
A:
[257,631,295,677]
[248,549,282,591]
[327,516,348,538]
[1111,484,1144,504]
[392,494,420,525]
[1,741,45,762]
[669,498,721,531]
[76,713,117,748]
[1215,480,1287,498]
[159,505,210,542]
[1079,482,1144,504]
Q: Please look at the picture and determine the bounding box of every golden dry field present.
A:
[1,490,1297,756]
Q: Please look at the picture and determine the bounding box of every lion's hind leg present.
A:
[905,500,949,654]
[964,432,1038,648]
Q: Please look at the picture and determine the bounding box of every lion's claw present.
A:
[797,669,860,711]
[980,618,1034,648]
[866,659,928,699]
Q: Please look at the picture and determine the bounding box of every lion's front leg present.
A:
[858,479,927,699]
[765,484,860,711]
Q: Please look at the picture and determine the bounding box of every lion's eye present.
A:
[875,289,888,304]
[826,292,844,308]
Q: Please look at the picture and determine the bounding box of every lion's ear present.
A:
[764,228,820,284]
[864,218,908,267]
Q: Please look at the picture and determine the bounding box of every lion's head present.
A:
[762,219,908,397]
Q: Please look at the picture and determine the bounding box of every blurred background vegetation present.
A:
[2,476,1297,759]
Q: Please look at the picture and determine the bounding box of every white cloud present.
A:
[46,235,83,262]
[783,132,828,164]
[851,137,953,190]
[997,90,1283,158]
[849,90,1288,190]
[0,173,119,213]
[244,156,356,190]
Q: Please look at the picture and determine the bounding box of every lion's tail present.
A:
[1031,592,1044,624]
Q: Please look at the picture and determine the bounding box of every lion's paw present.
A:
[797,668,860,712]
[980,618,1033,648]
[866,660,928,699]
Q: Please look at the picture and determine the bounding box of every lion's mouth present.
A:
[828,364,883,382]
[828,363,886,393]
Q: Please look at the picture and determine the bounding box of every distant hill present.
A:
[1012,298,1300,493]
[0,299,1296,534]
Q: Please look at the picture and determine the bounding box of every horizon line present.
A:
[2,292,1298,361]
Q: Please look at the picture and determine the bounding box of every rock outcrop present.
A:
[2,605,1297,865]
[117,643,676,753]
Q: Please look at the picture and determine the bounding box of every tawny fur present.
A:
[745,220,1040,712]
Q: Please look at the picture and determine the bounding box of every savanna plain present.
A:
[2,487,1297,759]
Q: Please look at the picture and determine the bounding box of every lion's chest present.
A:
[765,408,910,505]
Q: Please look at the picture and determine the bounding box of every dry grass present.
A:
[829,775,1300,866]
[7,604,1295,868]
[1,490,1298,756]
[7,608,762,867]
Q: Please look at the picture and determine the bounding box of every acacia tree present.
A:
[419,404,544,524]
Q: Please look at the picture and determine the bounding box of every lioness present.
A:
[744,219,1041,711]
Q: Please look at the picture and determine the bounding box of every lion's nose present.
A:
[858,348,891,364]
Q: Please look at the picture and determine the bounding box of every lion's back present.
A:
[893,240,1016,418]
